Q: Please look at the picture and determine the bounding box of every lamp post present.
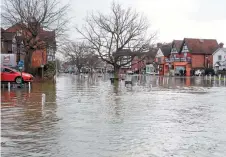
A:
[15,37,21,64]
[206,56,209,68]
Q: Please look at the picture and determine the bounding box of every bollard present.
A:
[8,82,10,91]
[219,75,221,86]
[150,84,152,90]
[224,76,226,85]
[210,75,212,81]
[205,75,207,80]
[28,82,31,92]
[42,93,46,106]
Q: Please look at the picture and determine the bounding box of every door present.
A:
[1,68,15,82]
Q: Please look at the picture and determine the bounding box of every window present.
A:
[3,68,12,73]
[218,55,222,61]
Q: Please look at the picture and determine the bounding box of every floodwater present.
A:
[1,74,226,157]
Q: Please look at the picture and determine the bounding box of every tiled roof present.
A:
[160,44,171,56]
[146,48,158,59]
[39,29,56,43]
[112,49,134,57]
[5,23,56,47]
[173,40,183,51]
[183,38,219,54]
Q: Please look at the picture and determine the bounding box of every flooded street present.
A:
[1,74,226,157]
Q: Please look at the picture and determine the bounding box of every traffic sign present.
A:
[18,60,24,67]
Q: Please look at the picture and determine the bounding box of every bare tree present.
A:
[85,54,100,74]
[76,1,156,77]
[1,0,70,71]
[60,42,92,73]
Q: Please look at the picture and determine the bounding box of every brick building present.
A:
[165,38,219,76]
[3,20,56,68]
[155,43,171,75]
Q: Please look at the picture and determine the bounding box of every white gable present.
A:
[213,48,226,66]
[181,43,189,53]
[156,48,164,57]
[171,44,177,53]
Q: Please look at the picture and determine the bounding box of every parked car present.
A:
[204,68,215,76]
[126,70,134,75]
[1,66,33,84]
[194,69,205,76]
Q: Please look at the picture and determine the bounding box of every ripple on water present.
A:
[1,75,226,157]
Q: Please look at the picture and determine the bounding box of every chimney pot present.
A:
[219,42,224,48]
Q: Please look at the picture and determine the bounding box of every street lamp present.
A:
[206,56,209,68]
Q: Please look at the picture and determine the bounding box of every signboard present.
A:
[18,60,24,67]
[18,60,24,71]
[1,54,17,67]
[32,49,47,68]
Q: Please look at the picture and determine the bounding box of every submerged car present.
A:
[1,66,33,84]
[194,69,205,76]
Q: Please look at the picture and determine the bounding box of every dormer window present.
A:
[171,47,177,53]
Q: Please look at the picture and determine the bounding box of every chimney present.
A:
[219,42,224,48]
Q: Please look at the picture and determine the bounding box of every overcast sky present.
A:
[66,0,226,44]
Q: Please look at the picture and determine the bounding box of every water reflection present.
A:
[1,74,226,157]
[1,82,58,157]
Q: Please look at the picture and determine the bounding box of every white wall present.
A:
[213,48,226,70]
[155,48,164,58]
[213,48,226,64]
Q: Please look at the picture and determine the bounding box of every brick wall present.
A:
[131,57,146,72]
[192,55,204,68]
[192,54,213,68]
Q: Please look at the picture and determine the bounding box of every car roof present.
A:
[0,66,17,71]
[1,66,11,69]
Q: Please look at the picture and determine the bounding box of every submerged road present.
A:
[1,74,226,157]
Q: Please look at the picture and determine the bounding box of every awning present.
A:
[173,62,188,66]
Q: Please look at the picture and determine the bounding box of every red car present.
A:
[1,66,33,84]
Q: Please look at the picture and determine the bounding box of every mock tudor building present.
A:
[164,38,219,76]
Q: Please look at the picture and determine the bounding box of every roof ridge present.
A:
[184,38,217,41]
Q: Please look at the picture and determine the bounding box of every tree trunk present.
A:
[90,67,93,75]
[77,67,81,74]
[113,65,120,90]
[24,50,33,73]
[114,65,120,79]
